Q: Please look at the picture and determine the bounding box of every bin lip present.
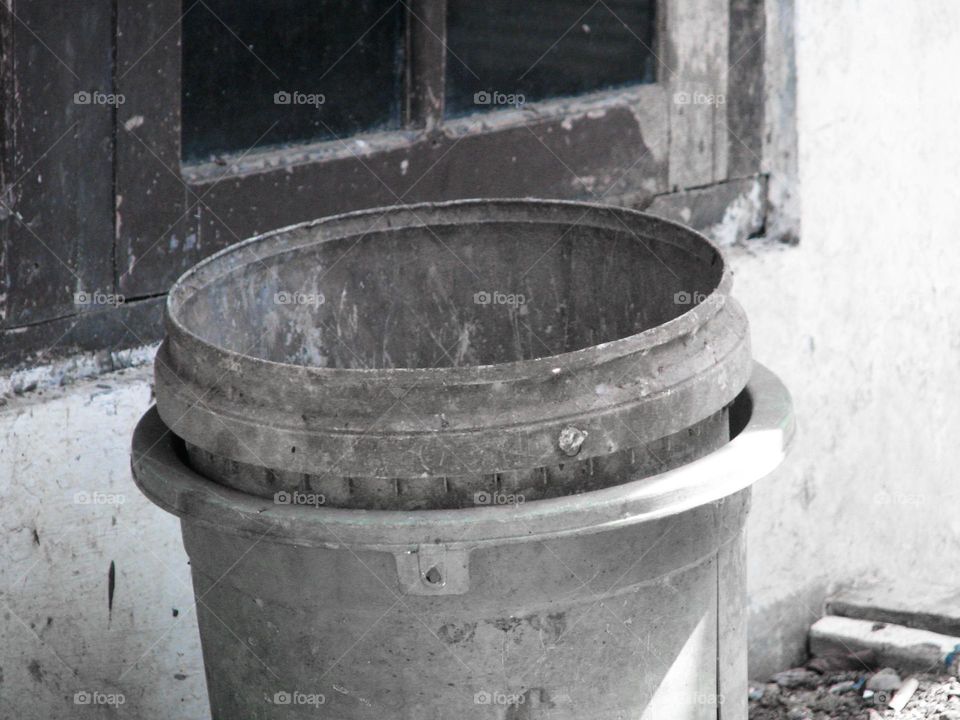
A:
[163,198,732,380]
[132,362,795,550]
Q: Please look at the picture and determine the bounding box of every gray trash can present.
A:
[132,200,794,719]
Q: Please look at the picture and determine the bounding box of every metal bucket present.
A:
[132,200,794,718]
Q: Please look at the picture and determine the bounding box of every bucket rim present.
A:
[132,362,794,550]
[163,198,733,381]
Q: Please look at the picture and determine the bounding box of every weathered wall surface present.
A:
[0,365,207,718]
[738,0,960,678]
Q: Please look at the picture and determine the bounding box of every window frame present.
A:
[115,0,750,298]
[0,0,768,367]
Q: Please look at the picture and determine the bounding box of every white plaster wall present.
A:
[739,0,960,677]
[0,365,208,718]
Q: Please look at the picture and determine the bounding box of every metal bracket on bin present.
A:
[395,544,471,595]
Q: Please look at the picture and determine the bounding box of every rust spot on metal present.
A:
[558,426,588,456]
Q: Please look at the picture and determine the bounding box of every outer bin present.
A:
[132,200,794,719]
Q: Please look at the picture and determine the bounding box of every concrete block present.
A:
[810,616,960,674]
[827,583,960,637]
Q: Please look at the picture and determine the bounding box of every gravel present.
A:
[749,671,960,719]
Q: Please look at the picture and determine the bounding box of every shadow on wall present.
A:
[748,582,829,679]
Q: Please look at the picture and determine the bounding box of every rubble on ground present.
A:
[749,668,960,719]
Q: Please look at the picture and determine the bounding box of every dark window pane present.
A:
[182,0,404,162]
[445,0,657,118]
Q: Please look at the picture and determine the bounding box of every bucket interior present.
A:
[174,218,723,369]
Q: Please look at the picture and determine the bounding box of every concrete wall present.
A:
[3,1,960,716]
[0,364,207,718]
[739,0,960,677]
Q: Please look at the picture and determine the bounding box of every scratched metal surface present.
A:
[154,199,751,503]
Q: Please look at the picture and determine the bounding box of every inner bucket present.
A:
[155,200,751,508]
[174,211,721,368]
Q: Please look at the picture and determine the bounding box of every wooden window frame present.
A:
[0,0,766,367]
[117,0,758,296]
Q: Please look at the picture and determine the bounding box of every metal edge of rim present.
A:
[153,320,752,477]
[131,362,795,550]
[161,198,734,385]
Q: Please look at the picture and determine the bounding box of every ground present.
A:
[749,671,960,720]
